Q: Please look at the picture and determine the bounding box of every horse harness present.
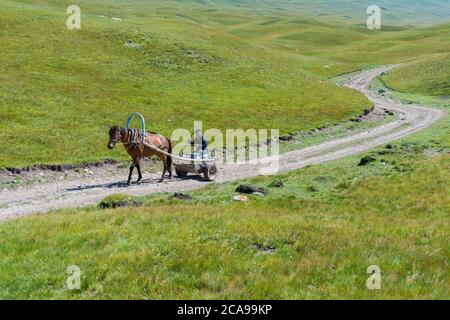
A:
[122,129,165,152]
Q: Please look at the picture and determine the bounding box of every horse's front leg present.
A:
[136,161,143,184]
[127,161,136,186]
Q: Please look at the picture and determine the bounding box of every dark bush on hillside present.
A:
[358,155,377,166]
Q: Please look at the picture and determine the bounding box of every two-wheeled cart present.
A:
[174,152,217,181]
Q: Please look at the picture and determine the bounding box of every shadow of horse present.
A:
[65,174,206,192]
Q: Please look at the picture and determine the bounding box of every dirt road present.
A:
[0,67,445,219]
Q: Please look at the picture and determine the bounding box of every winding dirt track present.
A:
[0,67,445,220]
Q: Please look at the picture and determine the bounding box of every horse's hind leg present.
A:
[160,164,166,182]
[159,155,167,182]
[127,161,136,186]
[167,160,172,179]
[163,156,172,180]
[136,161,143,184]
[165,155,172,179]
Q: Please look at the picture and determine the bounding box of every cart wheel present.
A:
[176,169,188,177]
[204,164,217,181]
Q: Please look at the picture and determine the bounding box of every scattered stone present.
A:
[236,184,268,195]
[233,195,248,202]
[4,159,118,175]
[358,155,377,166]
[252,192,266,197]
[269,180,284,188]
[172,193,192,201]
[253,243,277,254]
[279,135,294,142]
[6,168,21,174]
[362,108,373,116]
[378,89,386,94]
[51,165,64,172]
[99,194,141,209]
[124,39,143,50]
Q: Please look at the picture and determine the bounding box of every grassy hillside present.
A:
[1,0,449,300]
[94,0,450,25]
[382,53,450,96]
[1,116,448,299]
[0,0,371,168]
[281,0,450,25]
[225,18,450,77]
[0,0,449,169]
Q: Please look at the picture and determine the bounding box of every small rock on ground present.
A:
[172,193,192,200]
[233,195,248,202]
[269,180,284,188]
[252,192,266,197]
[236,184,268,195]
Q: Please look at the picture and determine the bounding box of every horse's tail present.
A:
[167,138,173,169]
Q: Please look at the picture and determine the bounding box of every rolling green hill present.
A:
[0,0,369,167]
[82,0,449,25]
[382,53,450,96]
[0,0,449,168]
[188,0,450,25]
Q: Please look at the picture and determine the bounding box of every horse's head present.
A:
[108,125,121,149]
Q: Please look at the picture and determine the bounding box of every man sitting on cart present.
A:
[191,129,208,159]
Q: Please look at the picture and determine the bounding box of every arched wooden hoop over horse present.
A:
[125,112,146,144]
[124,112,218,181]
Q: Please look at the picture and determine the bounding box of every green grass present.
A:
[2,61,448,298]
[1,105,448,299]
[382,54,450,96]
[0,1,449,299]
[0,0,370,168]
[1,156,448,299]
[1,0,450,168]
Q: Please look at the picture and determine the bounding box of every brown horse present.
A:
[107,126,172,185]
